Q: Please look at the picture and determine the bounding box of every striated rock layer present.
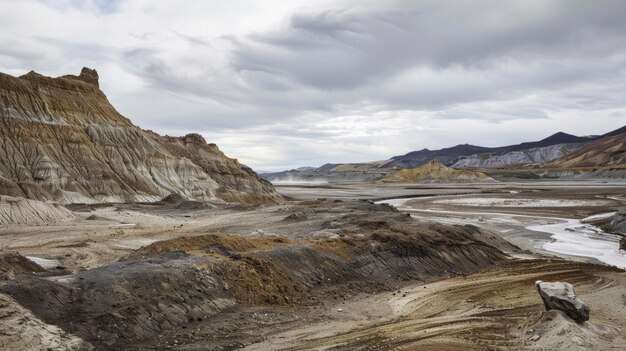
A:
[0,68,281,204]
[380,160,493,183]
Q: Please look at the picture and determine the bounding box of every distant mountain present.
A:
[384,128,626,170]
[380,160,493,183]
[262,125,626,183]
[506,132,592,151]
[382,144,492,169]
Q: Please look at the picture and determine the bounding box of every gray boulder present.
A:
[535,280,589,323]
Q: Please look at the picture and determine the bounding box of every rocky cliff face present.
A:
[0,68,281,204]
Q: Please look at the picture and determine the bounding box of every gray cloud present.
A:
[1,0,625,170]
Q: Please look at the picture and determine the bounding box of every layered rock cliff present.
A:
[0,68,281,204]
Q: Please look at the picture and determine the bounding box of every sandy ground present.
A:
[1,180,625,350]
[0,293,92,351]
[241,260,625,351]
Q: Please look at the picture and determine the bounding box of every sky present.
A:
[1,0,625,171]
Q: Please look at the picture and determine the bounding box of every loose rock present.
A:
[535,280,589,323]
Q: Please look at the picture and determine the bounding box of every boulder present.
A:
[535,280,589,323]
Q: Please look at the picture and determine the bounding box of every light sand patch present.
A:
[434,198,611,207]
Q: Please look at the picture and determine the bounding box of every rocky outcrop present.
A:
[380,160,493,183]
[0,68,281,204]
[535,280,590,323]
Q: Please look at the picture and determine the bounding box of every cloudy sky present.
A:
[1,0,625,170]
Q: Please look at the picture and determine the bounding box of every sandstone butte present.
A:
[0,67,282,205]
[380,159,493,183]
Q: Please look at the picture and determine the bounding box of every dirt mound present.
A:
[0,196,74,224]
[282,211,308,222]
[158,193,188,204]
[521,310,613,351]
[175,200,213,211]
[0,254,236,349]
[132,233,292,257]
[0,253,44,274]
[85,214,113,221]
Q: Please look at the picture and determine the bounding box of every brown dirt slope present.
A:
[0,68,281,205]
[549,131,626,168]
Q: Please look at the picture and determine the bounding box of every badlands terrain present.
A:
[0,68,625,351]
[1,181,625,350]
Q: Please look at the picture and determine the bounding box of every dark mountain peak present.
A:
[539,131,579,143]
[506,131,589,152]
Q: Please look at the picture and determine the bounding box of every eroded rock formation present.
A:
[0,68,281,204]
[380,160,493,183]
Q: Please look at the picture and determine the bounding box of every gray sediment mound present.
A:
[282,211,308,222]
[158,193,188,204]
[175,200,213,211]
[523,310,611,351]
